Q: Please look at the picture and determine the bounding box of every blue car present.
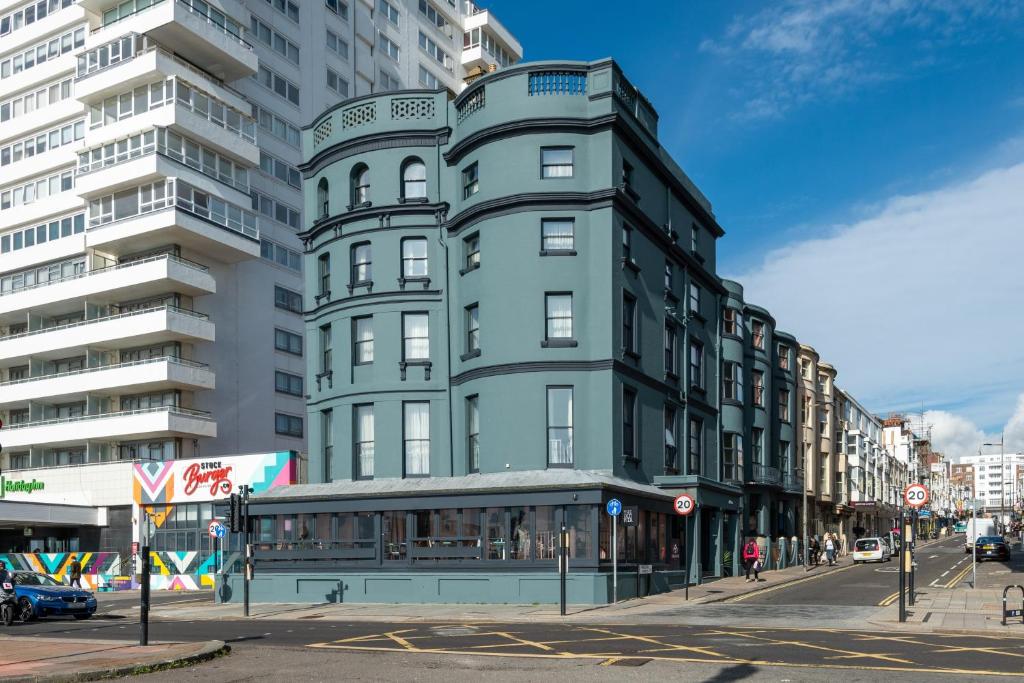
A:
[12,572,97,621]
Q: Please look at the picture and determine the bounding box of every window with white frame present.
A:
[541,218,574,251]
[723,361,743,401]
[402,313,429,361]
[327,67,349,96]
[418,64,441,89]
[250,16,299,63]
[402,237,428,278]
[354,404,374,478]
[547,387,573,466]
[418,31,453,72]
[326,30,349,59]
[545,294,573,340]
[541,147,573,178]
[378,33,400,61]
[404,402,430,475]
[353,316,373,364]
[378,0,399,25]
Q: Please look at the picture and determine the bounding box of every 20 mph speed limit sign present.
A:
[673,494,696,516]
[904,483,930,508]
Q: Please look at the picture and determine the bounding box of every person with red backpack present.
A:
[742,538,761,582]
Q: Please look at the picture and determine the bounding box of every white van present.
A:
[965,518,997,552]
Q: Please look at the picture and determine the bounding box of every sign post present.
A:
[558,522,569,616]
[237,484,254,617]
[902,484,929,613]
[673,494,696,601]
[606,499,622,603]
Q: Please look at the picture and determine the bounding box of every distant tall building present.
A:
[0,0,522,553]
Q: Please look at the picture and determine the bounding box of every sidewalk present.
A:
[133,557,857,624]
[871,586,1024,633]
[0,637,225,682]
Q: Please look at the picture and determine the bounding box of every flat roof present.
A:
[254,469,673,503]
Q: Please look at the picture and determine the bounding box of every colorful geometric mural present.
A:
[0,552,124,590]
[0,551,243,592]
[133,452,297,528]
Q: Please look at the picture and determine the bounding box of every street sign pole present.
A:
[559,522,568,616]
[972,500,977,589]
[684,514,689,601]
[898,508,906,623]
[140,543,150,645]
[240,484,252,618]
[913,509,921,606]
[612,514,618,604]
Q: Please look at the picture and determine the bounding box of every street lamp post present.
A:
[983,434,1005,526]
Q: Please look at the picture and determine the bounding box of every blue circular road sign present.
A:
[606,499,622,516]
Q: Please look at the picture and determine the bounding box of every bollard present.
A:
[1001,585,1024,626]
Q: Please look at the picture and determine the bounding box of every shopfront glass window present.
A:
[486,508,506,560]
[566,506,593,560]
[510,507,531,560]
[535,506,556,560]
[382,511,406,561]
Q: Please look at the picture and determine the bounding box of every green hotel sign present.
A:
[0,477,44,497]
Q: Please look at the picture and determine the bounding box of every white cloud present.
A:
[702,0,1022,120]
[925,411,986,461]
[732,162,1024,435]
[1004,394,1024,453]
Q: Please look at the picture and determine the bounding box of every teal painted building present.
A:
[224,60,750,605]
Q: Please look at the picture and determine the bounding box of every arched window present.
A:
[401,158,427,199]
[317,177,329,218]
[350,164,369,207]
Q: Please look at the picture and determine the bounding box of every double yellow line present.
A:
[878,590,903,607]
[942,563,973,589]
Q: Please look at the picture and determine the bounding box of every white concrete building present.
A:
[0,0,521,551]
[838,388,902,536]
[957,452,1024,515]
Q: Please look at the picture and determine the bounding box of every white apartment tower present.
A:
[0,0,522,473]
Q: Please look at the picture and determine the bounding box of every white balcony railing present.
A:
[0,405,212,432]
[1,305,208,342]
[0,356,208,388]
[0,254,206,299]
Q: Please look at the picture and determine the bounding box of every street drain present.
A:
[604,658,651,667]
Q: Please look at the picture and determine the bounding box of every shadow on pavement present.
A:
[699,662,759,682]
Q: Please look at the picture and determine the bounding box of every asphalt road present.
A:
[741,535,985,606]
[9,615,1024,678]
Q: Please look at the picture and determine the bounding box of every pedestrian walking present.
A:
[810,536,821,566]
[69,555,82,588]
[824,533,837,566]
[742,538,760,582]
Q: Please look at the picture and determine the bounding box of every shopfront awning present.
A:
[0,500,104,527]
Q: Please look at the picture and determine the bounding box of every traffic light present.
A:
[228,493,241,532]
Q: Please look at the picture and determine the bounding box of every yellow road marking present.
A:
[944,563,974,588]
[579,626,729,660]
[304,642,1024,676]
[384,630,419,651]
[492,631,557,653]
[724,563,858,603]
[704,629,914,665]
[878,591,901,606]
[599,657,620,666]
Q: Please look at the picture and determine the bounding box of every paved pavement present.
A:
[0,636,224,681]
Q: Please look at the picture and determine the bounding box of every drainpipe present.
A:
[437,103,455,478]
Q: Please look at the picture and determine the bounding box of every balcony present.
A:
[81,79,258,166]
[0,306,214,365]
[461,9,522,73]
[0,254,215,325]
[85,0,257,81]
[750,463,782,487]
[784,471,804,493]
[0,405,216,448]
[0,357,214,408]
[85,180,259,263]
[75,36,250,114]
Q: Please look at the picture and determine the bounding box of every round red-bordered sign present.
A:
[673,494,696,516]
[903,483,929,508]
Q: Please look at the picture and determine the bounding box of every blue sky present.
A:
[490,1,1024,457]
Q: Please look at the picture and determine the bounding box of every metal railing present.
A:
[0,405,213,432]
[0,305,208,342]
[91,0,252,53]
[0,356,209,388]
[752,463,782,486]
[0,254,206,299]
[783,471,804,491]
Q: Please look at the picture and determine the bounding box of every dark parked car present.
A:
[12,572,97,620]
[973,536,1011,562]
